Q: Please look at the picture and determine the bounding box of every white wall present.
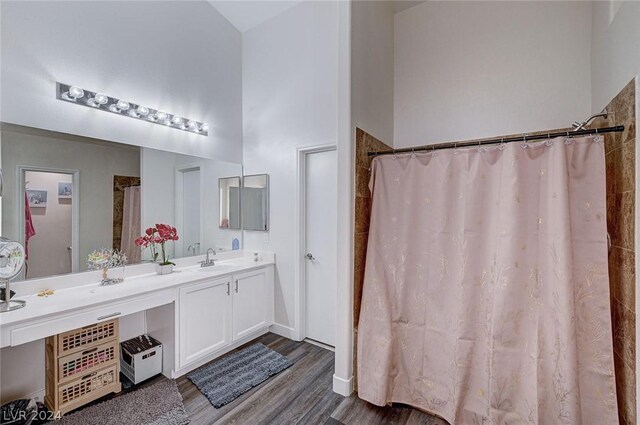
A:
[0,1,243,163]
[351,0,394,145]
[242,0,339,332]
[393,1,592,147]
[141,148,242,259]
[591,1,640,111]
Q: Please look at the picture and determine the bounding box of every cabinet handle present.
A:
[82,347,98,355]
[235,280,239,293]
[96,312,121,321]
[227,282,230,296]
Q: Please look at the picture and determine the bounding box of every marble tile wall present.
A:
[112,175,141,251]
[353,128,392,392]
[592,77,636,425]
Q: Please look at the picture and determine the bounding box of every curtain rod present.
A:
[367,125,625,157]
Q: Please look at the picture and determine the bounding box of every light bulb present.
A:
[187,120,199,131]
[94,93,109,105]
[156,111,168,121]
[68,86,84,99]
[116,100,130,111]
[127,109,139,117]
[171,116,183,126]
[108,104,120,113]
[147,115,157,122]
[201,124,209,133]
[136,106,149,116]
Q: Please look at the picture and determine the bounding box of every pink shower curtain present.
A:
[121,185,141,263]
[357,136,618,425]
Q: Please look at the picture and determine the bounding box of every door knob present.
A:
[305,253,315,260]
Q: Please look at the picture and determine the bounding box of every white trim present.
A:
[174,162,203,258]
[294,144,338,343]
[334,0,354,397]
[269,322,296,340]
[18,166,80,274]
[332,374,353,396]
[172,327,270,378]
[304,338,335,352]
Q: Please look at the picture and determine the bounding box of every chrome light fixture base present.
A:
[56,82,209,136]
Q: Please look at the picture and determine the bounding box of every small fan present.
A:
[0,237,26,313]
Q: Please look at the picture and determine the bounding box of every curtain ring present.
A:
[432,144,438,156]
[521,135,528,150]
[478,140,485,153]
[453,141,459,155]
[594,128,603,143]
[411,147,416,158]
[392,149,397,160]
[498,138,506,151]
[545,133,553,147]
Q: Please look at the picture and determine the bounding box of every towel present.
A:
[25,192,36,259]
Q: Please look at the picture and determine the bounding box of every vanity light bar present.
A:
[56,82,209,136]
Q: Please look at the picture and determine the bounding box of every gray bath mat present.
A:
[187,343,293,408]
[51,378,189,425]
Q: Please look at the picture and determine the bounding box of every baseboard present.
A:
[303,338,335,352]
[332,374,353,396]
[172,327,270,377]
[20,389,45,404]
[269,323,296,340]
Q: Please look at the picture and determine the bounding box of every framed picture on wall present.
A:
[58,182,72,199]
[27,190,47,208]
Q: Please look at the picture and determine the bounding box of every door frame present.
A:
[17,166,80,273]
[174,163,203,257]
[294,143,337,342]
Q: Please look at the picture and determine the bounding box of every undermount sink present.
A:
[194,264,238,273]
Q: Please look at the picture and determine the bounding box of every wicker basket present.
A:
[45,320,121,415]
[57,320,118,355]
[58,340,118,383]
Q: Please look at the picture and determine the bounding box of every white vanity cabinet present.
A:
[177,265,274,371]
[179,276,232,366]
[232,268,269,341]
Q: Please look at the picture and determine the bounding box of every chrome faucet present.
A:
[200,248,216,267]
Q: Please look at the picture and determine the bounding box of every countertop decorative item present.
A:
[0,237,26,313]
[87,248,128,285]
[135,224,179,275]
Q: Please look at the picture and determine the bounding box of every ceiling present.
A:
[207,0,427,33]
[207,0,303,33]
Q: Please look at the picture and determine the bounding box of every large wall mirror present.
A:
[242,174,269,231]
[0,123,243,282]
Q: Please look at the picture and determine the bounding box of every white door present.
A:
[182,168,201,256]
[304,149,337,346]
[179,277,231,367]
[232,269,268,341]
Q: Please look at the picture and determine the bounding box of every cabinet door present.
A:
[232,269,267,341]
[179,277,231,367]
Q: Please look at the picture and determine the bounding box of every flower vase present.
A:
[156,263,174,275]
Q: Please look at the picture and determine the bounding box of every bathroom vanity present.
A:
[0,251,275,387]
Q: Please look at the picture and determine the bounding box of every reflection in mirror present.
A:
[219,177,241,230]
[141,148,243,259]
[1,123,141,281]
[1,124,243,282]
[242,174,269,231]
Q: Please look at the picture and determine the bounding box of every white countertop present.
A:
[0,252,274,327]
